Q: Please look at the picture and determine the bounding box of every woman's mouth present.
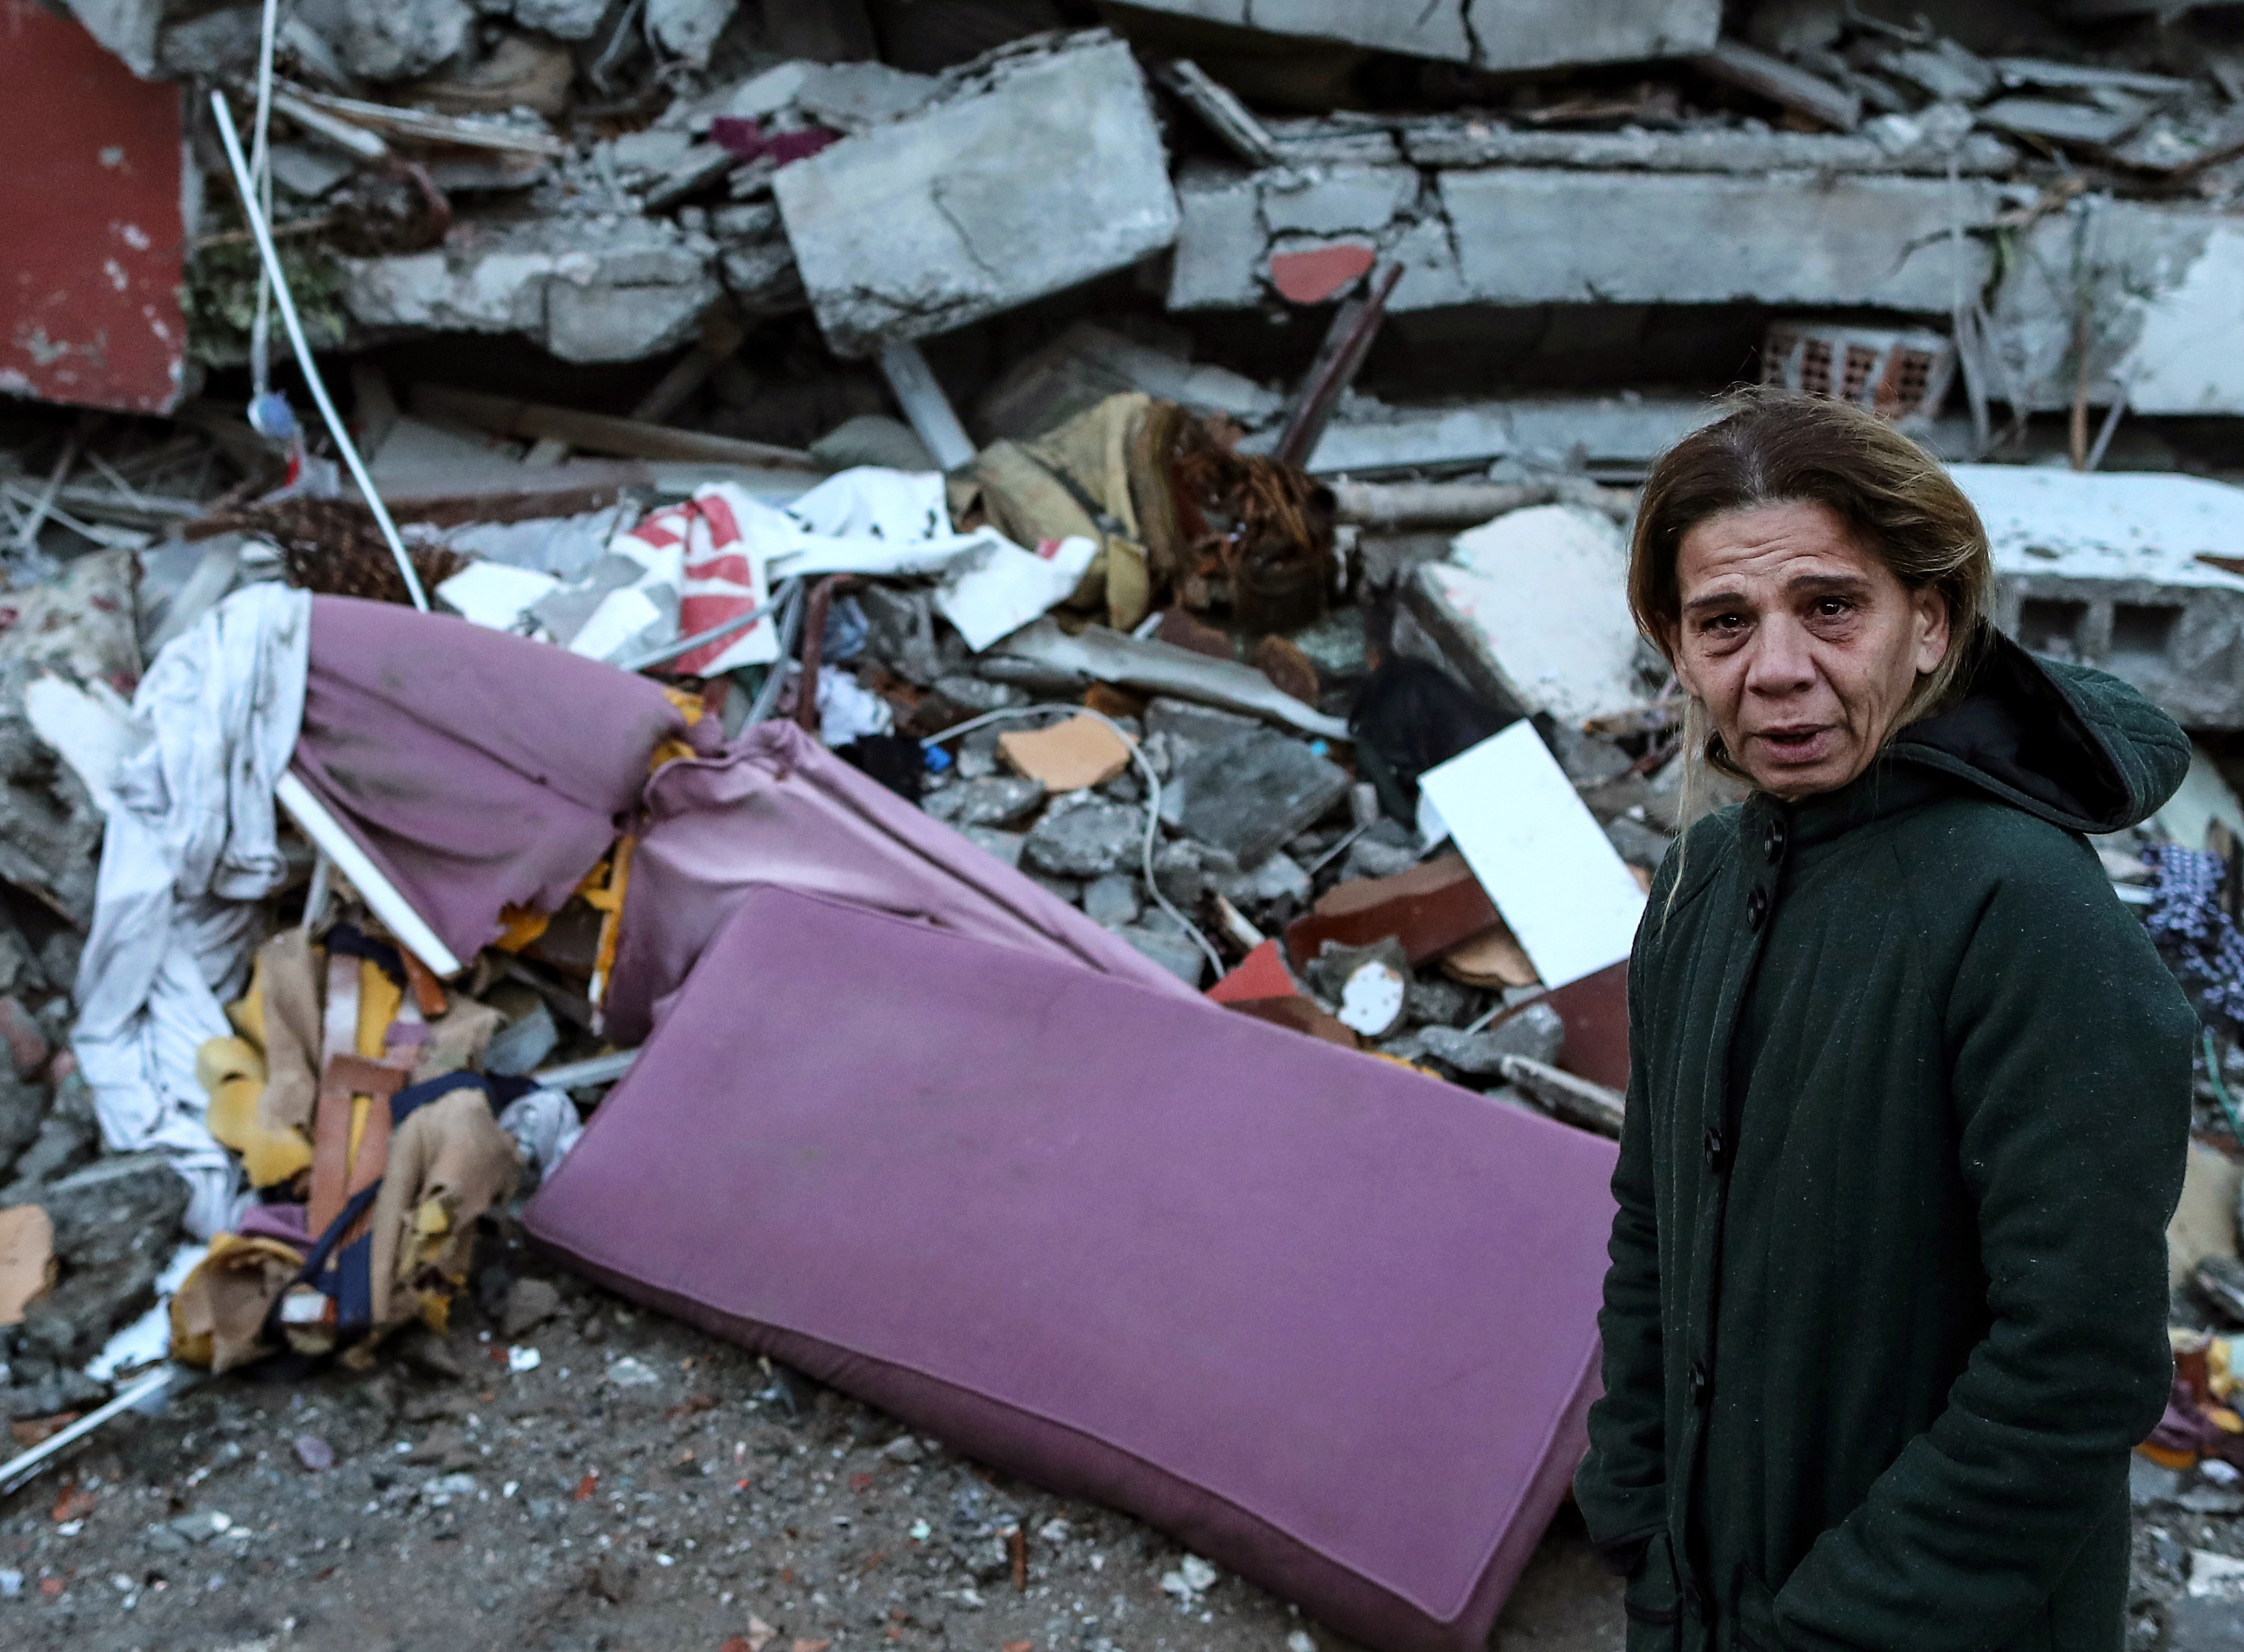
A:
[1752,725,1836,763]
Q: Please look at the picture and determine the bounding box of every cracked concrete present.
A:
[773,32,1179,358]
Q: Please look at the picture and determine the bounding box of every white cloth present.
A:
[589,468,997,676]
[72,584,312,1240]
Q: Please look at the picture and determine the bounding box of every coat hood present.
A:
[1890,628,2191,835]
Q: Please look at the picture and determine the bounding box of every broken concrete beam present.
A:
[1395,119,2019,174]
[1169,168,1996,315]
[1174,729,1350,870]
[1401,505,1643,727]
[1156,59,1280,169]
[1330,478,1634,531]
[339,216,721,364]
[1690,39,1860,132]
[1293,395,1719,477]
[1117,0,1719,73]
[773,32,1179,358]
[1956,464,2244,731]
[1499,1055,1625,1138]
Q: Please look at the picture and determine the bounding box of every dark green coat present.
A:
[1575,634,2198,1652]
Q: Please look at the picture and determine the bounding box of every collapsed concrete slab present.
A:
[1986,201,2244,416]
[1399,505,1645,728]
[1117,0,1719,73]
[338,214,721,363]
[1170,166,1997,314]
[1268,394,1720,475]
[773,32,1179,358]
[1956,465,2244,731]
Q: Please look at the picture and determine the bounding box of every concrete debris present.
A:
[1403,504,1644,727]
[1173,729,1351,871]
[773,32,1180,357]
[1022,800,1146,879]
[1417,1003,1567,1075]
[341,216,723,366]
[6,0,2244,1628]
[1119,0,1720,74]
[297,0,473,82]
[645,0,738,68]
[1957,466,2244,731]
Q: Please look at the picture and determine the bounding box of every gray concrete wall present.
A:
[1169,166,1998,314]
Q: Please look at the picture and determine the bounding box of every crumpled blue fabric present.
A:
[2143,844,2244,1029]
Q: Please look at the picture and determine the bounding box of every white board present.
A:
[1418,722,1646,989]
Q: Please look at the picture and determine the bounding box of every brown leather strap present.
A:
[307,1053,405,1240]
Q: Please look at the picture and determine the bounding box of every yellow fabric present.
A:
[649,687,707,769]
[347,1093,371,1169]
[199,1035,314,1187]
[490,904,552,952]
[586,836,635,1000]
[226,955,268,1046]
[356,960,402,1061]
[169,1234,306,1373]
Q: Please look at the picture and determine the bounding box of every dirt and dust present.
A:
[0,1236,1625,1652]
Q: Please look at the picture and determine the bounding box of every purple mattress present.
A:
[600,719,1190,1044]
[527,885,1617,1652]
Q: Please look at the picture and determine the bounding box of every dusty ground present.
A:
[0,1235,1626,1652]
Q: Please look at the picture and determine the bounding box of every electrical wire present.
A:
[208,91,429,610]
[921,705,1224,979]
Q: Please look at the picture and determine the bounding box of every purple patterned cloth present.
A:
[2143,844,2244,1029]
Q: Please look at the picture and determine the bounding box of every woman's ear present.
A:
[1911,588,1952,677]
[1657,622,1696,699]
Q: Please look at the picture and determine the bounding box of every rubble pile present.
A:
[5,0,2244,1649]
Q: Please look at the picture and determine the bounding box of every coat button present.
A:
[1688,1359,1710,1406]
[1763,820,1786,862]
[1704,1126,1726,1172]
[1745,886,1769,929]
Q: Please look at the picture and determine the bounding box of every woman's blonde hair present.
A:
[1630,387,1997,789]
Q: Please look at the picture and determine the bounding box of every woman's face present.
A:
[1665,499,1951,801]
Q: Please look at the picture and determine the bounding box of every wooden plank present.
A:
[410,383,815,469]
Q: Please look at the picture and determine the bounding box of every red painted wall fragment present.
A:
[0,0,189,414]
